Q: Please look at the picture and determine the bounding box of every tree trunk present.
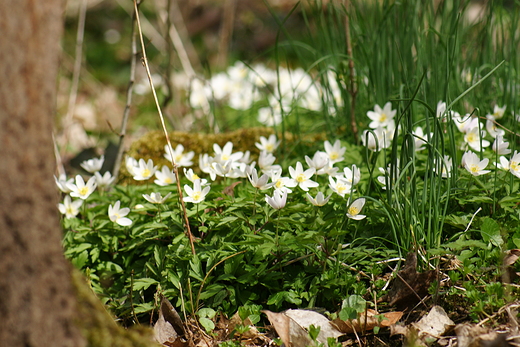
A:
[0,1,86,346]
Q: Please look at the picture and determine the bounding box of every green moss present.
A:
[119,127,329,185]
[72,269,159,347]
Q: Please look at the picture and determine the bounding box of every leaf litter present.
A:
[152,252,520,347]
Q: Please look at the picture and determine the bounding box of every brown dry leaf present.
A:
[454,323,511,347]
[382,252,437,310]
[332,309,403,334]
[390,306,454,346]
[502,249,520,283]
[263,309,343,347]
[412,305,454,338]
[154,296,187,347]
[222,181,242,197]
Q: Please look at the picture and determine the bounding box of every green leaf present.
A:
[481,217,503,247]
[197,307,216,318]
[71,250,89,269]
[132,278,158,291]
[198,317,215,332]
[189,255,204,281]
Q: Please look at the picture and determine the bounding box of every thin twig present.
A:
[61,0,87,155]
[344,0,359,142]
[216,0,237,69]
[112,3,139,181]
[134,0,196,255]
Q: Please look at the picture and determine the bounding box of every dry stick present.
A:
[61,0,87,154]
[170,0,202,72]
[134,0,196,256]
[344,0,359,142]
[216,0,237,69]
[112,4,139,181]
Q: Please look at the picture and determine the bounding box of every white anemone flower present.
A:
[132,158,157,181]
[342,165,361,186]
[58,195,83,219]
[436,101,447,119]
[164,144,195,167]
[367,102,396,129]
[324,139,346,164]
[184,179,210,204]
[143,192,172,204]
[490,105,506,120]
[494,156,510,171]
[154,166,177,186]
[270,169,297,194]
[486,116,505,138]
[94,171,115,189]
[305,151,329,172]
[213,142,243,163]
[125,156,138,176]
[80,155,104,174]
[346,198,366,220]
[255,134,280,153]
[108,201,132,226]
[248,168,274,190]
[509,151,520,178]
[462,151,490,176]
[184,168,208,185]
[413,126,432,151]
[67,175,97,200]
[288,162,319,191]
[305,192,331,207]
[362,127,391,151]
[265,189,288,210]
[464,127,490,151]
[55,174,74,193]
[199,154,217,181]
[492,135,511,155]
[258,150,282,175]
[328,176,353,197]
[433,155,453,178]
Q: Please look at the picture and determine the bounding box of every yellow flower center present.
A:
[222,154,230,161]
[348,206,359,216]
[511,161,518,172]
[466,133,476,143]
[266,144,274,152]
[192,174,200,180]
[296,174,306,183]
[337,185,347,193]
[78,186,89,196]
[192,192,201,201]
[330,153,338,160]
[470,164,479,173]
[175,155,183,162]
[66,206,75,215]
[164,177,173,183]
[142,168,151,178]
[275,179,283,188]
[379,113,387,122]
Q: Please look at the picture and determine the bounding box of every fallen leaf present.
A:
[263,309,343,347]
[502,249,520,283]
[454,323,510,347]
[382,252,437,310]
[332,309,403,334]
[154,295,187,347]
[412,305,454,338]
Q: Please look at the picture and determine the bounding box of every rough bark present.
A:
[0,1,86,346]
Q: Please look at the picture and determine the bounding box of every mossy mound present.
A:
[119,127,328,184]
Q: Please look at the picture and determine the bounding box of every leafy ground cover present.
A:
[56,0,520,346]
